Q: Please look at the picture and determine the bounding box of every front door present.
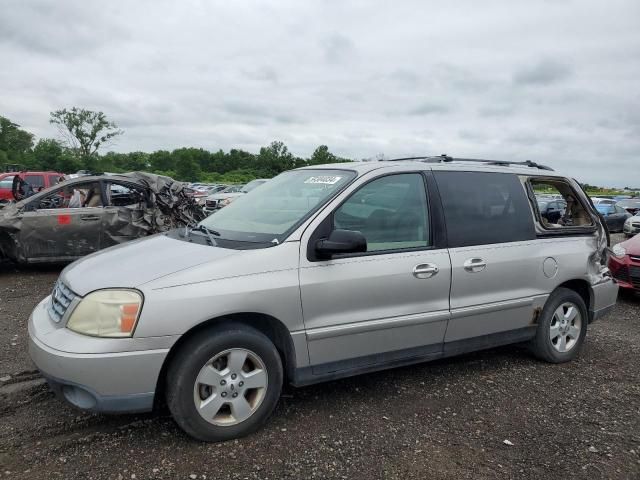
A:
[18,181,105,261]
[299,172,451,374]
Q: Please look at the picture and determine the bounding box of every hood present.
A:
[207,192,244,201]
[621,233,640,256]
[61,233,242,296]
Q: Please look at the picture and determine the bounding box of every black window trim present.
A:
[306,170,445,262]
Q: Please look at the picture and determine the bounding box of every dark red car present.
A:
[0,171,65,204]
[608,234,640,292]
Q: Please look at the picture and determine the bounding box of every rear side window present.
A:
[434,171,535,247]
[24,175,45,189]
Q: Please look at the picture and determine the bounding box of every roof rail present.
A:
[386,154,554,171]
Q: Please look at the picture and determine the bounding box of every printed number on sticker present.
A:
[304,176,342,185]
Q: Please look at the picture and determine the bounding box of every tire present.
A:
[166,323,283,442]
[530,287,588,363]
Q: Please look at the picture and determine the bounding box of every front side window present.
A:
[201,169,355,243]
[333,173,430,252]
[435,171,535,247]
[49,175,63,186]
[34,182,103,209]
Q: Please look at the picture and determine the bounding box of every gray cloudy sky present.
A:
[1,0,639,186]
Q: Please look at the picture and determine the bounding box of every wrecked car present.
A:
[27,157,617,442]
[0,172,205,264]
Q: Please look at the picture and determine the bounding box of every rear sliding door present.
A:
[433,171,543,350]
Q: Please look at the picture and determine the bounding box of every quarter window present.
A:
[529,178,594,230]
[333,173,430,252]
[434,171,535,247]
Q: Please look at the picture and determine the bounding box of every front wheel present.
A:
[166,324,283,442]
[530,288,588,363]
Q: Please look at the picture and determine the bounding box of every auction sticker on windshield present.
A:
[304,176,342,185]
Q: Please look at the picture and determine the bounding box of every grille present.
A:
[630,265,640,287]
[612,266,630,284]
[632,222,640,228]
[48,280,77,323]
[205,199,218,208]
[630,255,640,262]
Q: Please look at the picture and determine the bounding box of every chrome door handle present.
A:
[413,263,439,279]
[463,257,486,273]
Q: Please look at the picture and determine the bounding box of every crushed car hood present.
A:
[61,234,241,296]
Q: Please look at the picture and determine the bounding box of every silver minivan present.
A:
[28,157,618,441]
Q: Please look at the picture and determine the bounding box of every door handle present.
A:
[413,263,439,279]
[80,215,100,221]
[463,257,487,273]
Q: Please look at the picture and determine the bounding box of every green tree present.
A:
[49,107,123,168]
[309,145,336,165]
[173,148,202,181]
[32,138,63,170]
[149,150,175,172]
[256,141,295,176]
[0,116,34,163]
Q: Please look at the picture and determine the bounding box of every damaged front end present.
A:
[115,172,206,234]
[0,172,206,264]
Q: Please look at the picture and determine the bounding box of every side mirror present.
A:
[315,229,367,259]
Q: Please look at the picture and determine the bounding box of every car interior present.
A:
[530,179,593,228]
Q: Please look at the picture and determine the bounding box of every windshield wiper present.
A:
[190,225,220,246]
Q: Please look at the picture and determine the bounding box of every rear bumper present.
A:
[589,278,619,322]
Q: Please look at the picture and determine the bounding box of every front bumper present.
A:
[28,296,172,413]
[608,255,640,292]
[623,223,640,236]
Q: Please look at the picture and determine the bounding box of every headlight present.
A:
[220,197,235,206]
[67,289,143,337]
[611,244,627,258]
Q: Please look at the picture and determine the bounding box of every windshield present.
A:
[596,205,613,214]
[537,201,548,209]
[242,179,266,193]
[200,169,355,243]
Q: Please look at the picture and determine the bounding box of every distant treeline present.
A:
[0,114,350,183]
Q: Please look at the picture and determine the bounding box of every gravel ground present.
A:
[1,234,639,479]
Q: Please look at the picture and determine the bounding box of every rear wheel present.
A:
[166,324,283,441]
[530,287,587,363]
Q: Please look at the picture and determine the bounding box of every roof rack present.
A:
[387,154,554,171]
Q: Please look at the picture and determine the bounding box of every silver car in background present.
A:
[203,179,268,213]
[29,157,617,441]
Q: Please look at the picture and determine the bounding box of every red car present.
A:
[0,171,65,203]
[608,234,640,292]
